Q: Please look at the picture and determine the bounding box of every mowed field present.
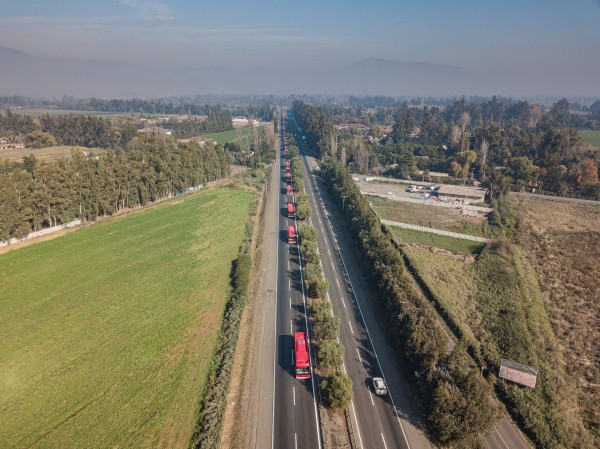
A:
[202,126,262,145]
[579,129,600,147]
[0,146,107,162]
[0,188,254,449]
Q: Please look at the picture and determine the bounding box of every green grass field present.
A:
[0,188,254,449]
[202,126,262,145]
[389,225,485,254]
[579,130,600,147]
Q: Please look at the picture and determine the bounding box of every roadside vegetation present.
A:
[320,157,497,447]
[0,188,255,449]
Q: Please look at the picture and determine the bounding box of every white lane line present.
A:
[293,387,296,406]
[331,261,335,270]
[294,433,298,449]
[289,279,291,290]
[356,347,363,364]
[336,279,340,287]
[289,296,291,308]
[348,320,354,336]
[369,390,375,406]
[287,260,290,270]
[350,402,365,449]
[327,248,331,257]
[494,426,510,449]
[381,433,389,449]
[290,320,293,335]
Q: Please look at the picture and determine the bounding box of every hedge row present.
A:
[321,158,497,447]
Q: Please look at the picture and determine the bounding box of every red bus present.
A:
[284,161,291,171]
[285,172,292,184]
[287,202,295,218]
[294,332,310,379]
[283,150,289,158]
[286,184,293,195]
[287,225,297,244]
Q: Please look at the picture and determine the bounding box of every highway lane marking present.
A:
[369,390,375,406]
[294,433,298,449]
[289,295,291,308]
[350,402,365,449]
[336,279,340,287]
[348,320,354,336]
[494,426,511,449]
[290,320,293,335]
[381,433,389,449]
[287,260,290,270]
[327,248,331,257]
[293,387,296,406]
[356,347,363,363]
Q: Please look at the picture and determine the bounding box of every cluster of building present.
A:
[0,139,25,150]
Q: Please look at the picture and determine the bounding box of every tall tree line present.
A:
[1,110,136,148]
[291,101,337,158]
[170,111,233,138]
[0,135,230,241]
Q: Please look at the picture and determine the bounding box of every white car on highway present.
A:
[372,377,388,395]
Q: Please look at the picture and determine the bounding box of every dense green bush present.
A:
[321,372,353,409]
[296,201,312,221]
[318,340,344,369]
[298,224,317,244]
[312,314,340,342]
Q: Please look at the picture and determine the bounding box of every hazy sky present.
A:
[1,0,599,93]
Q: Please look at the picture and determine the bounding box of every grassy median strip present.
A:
[0,188,254,449]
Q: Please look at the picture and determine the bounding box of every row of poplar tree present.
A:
[0,135,230,241]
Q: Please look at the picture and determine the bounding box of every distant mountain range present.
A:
[0,46,474,97]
